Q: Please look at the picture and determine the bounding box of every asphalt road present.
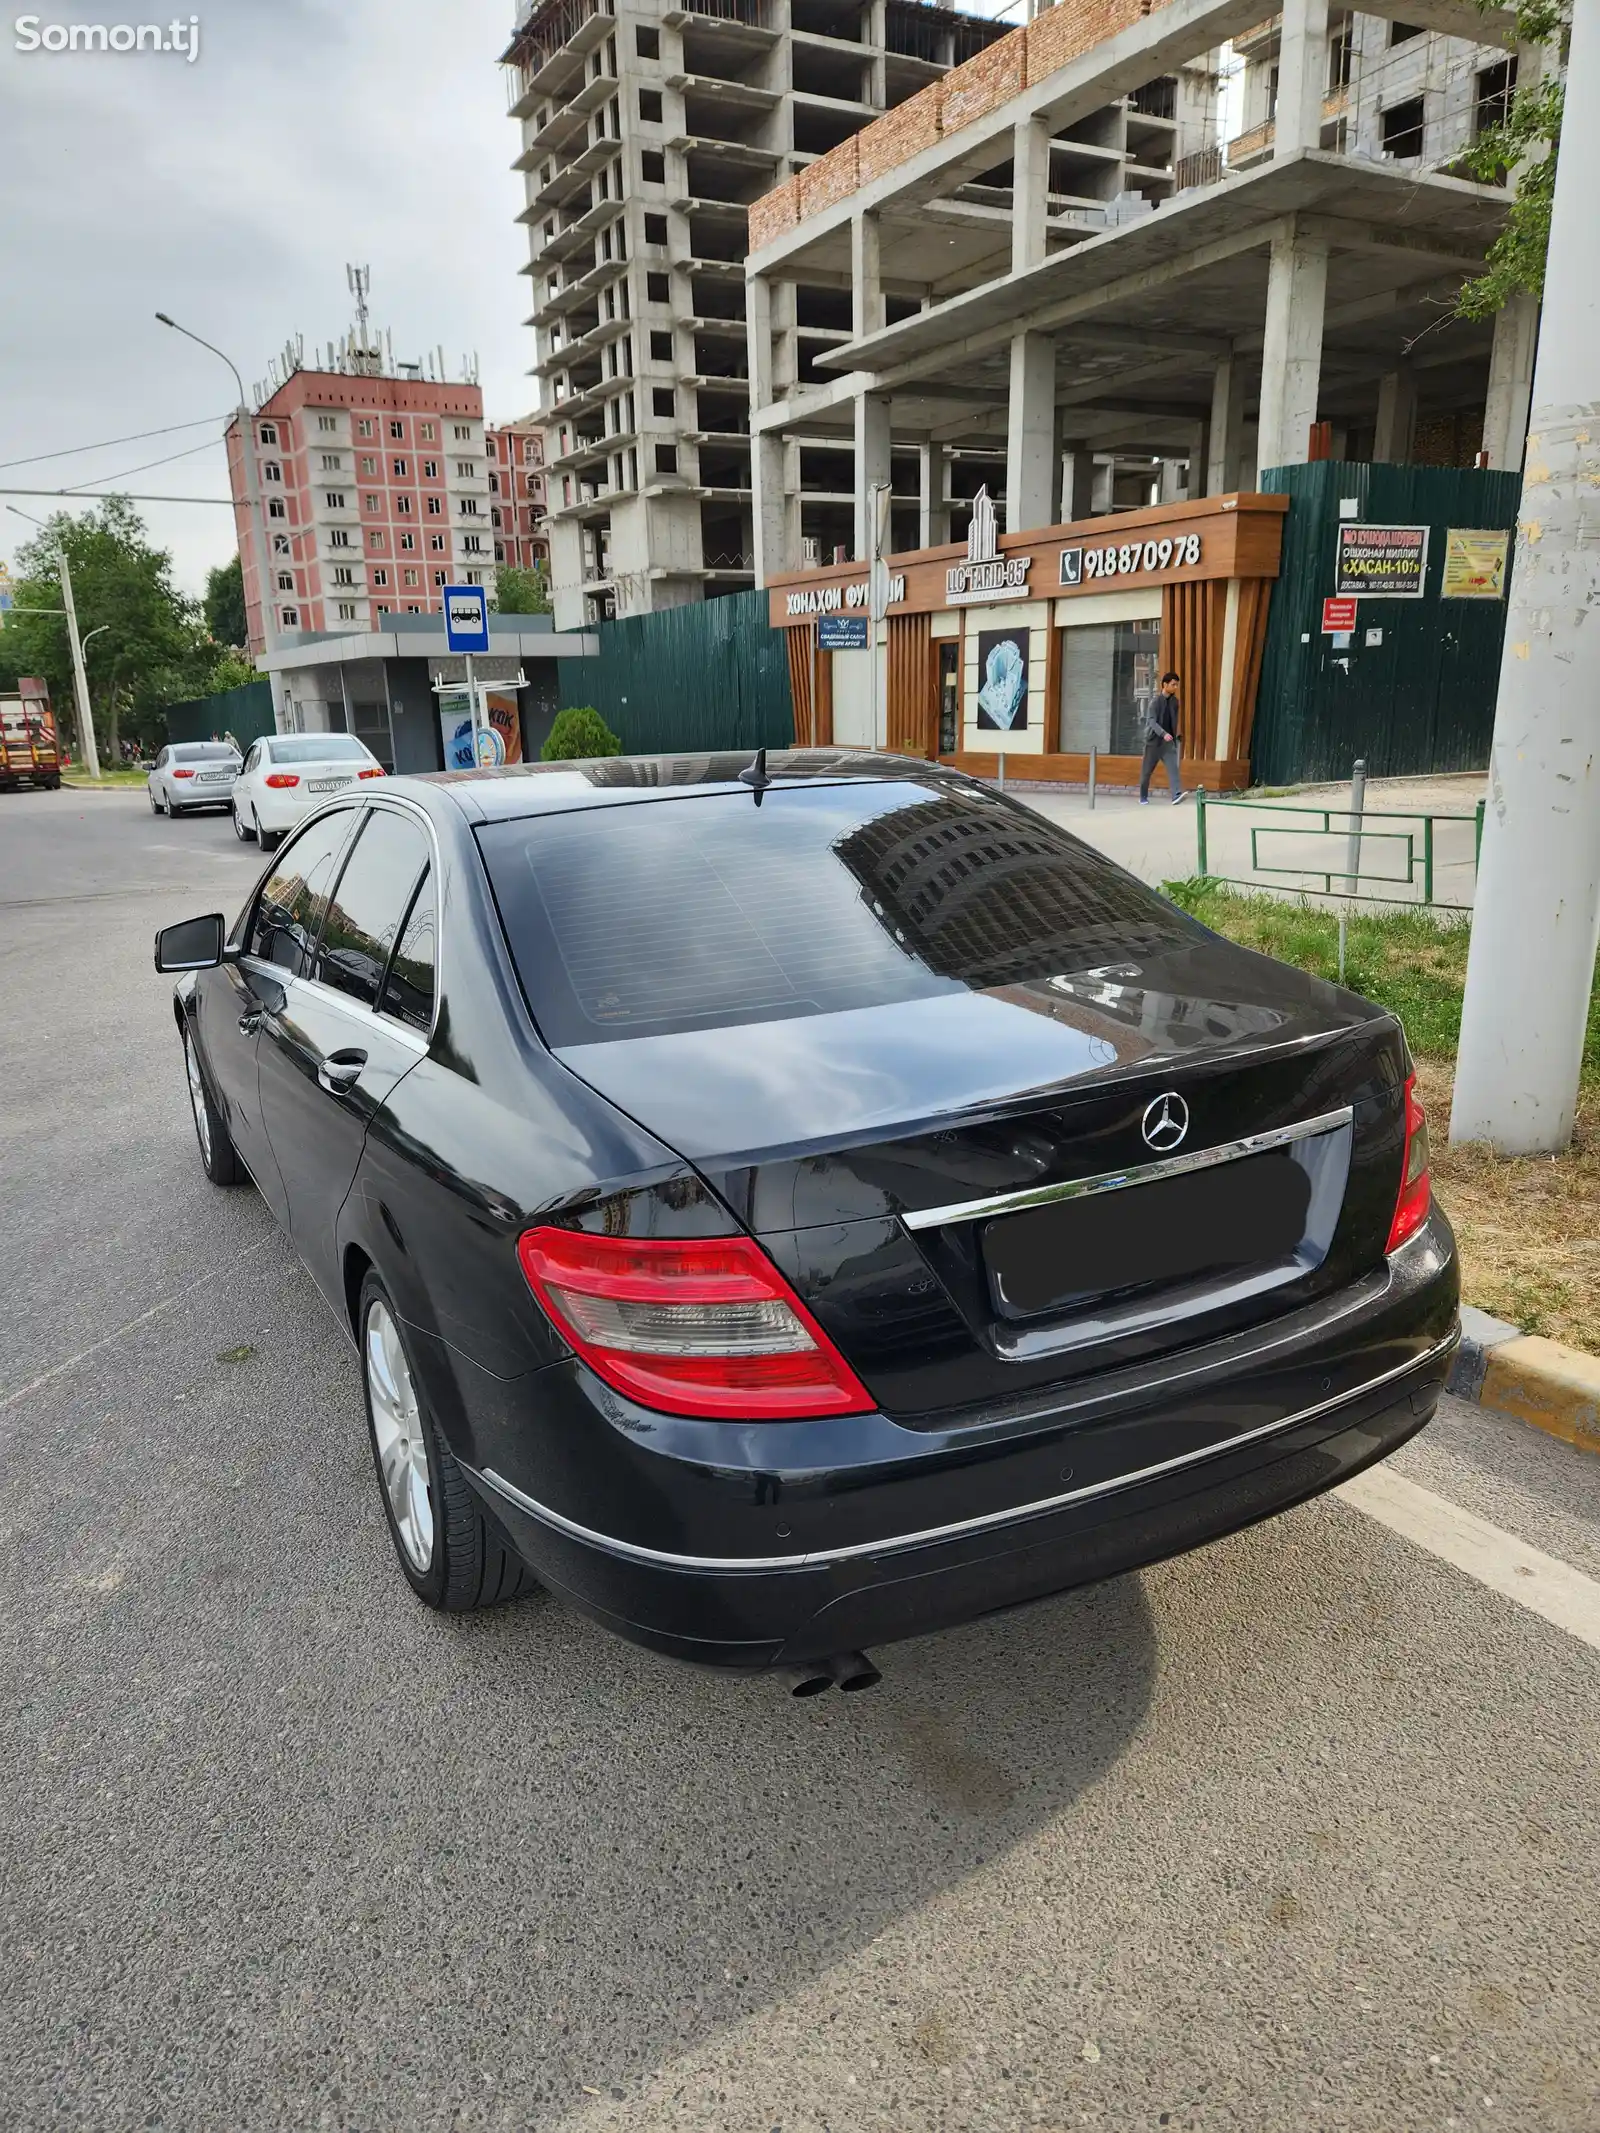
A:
[3,787,1598,2133]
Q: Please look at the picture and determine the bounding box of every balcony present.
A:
[502,0,617,111]
[663,0,774,27]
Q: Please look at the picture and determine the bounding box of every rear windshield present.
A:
[477,781,1197,1047]
[175,742,238,762]
[266,736,371,765]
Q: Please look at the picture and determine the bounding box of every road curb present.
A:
[1449,1304,1600,1456]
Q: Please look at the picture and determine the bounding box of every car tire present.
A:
[233,802,254,842]
[149,786,161,813]
[183,1024,244,1187]
[358,1271,535,1613]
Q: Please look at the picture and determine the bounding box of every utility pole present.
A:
[56,548,100,780]
[1452,0,1600,1153]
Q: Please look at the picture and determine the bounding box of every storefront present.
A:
[769,489,1287,790]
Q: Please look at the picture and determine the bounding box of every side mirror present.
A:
[154,913,233,971]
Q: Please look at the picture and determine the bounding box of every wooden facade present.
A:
[769,491,1288,789]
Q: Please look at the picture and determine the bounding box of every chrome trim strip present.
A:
[899,1106,1356,1231]
[476,1329,1456,1575]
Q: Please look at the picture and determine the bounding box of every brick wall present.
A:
[940,30,1027,134]
[748,177,800,251]
[796,134,862,216]
[858,81,945,184]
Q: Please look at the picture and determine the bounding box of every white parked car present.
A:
[230,733,385,849]
[147,741,241,815]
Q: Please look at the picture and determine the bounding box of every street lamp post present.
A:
[155,312,282,731]
[7,504,101,779]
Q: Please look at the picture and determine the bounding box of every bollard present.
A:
[1195,784,1208,876]
[1088,745,1098,810]
[998,750,1006,791]
[1342,757,1367,895]
[1474,794,1486,869]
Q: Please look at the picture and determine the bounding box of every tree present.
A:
[541,705,621,760]
[1457,0,1569,317]
[490,563,551,616]
[0,496,238,760]
[204,554,247,650]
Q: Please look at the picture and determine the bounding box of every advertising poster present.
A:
[1335,523,1429,598]
[975,627,1030,730]
[438,689,523,769]
[1441,528,1510,599]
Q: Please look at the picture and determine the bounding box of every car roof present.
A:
[415,749,973,824]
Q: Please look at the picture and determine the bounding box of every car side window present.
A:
[381,867,436,1033]
[246,810,358,975]
[155,748,168,770]
[311,808,429,1009]
[243,744,258,774]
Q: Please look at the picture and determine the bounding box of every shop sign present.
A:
[1335,523,1429,598]
[1441,527,1509,599]
[818,614,868,650]
[785,573,905,618]
[1062,531,1203,585]
[946,486,1032,605]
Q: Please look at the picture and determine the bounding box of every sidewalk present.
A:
[1016,770,1487,906]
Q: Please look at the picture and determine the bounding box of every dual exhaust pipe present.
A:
[778,1650,881,1697]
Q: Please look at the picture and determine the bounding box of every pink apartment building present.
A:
[486,418,550,578]
[226,370,494,659]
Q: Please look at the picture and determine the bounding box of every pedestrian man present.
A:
[1139,670,1187,805]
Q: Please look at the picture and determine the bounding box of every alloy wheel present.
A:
[365,1300,434,1572]
[184,1032,212,1168]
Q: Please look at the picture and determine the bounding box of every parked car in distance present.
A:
[156,753,1458,1694]
[231,733,385,850]
[148,741,241,815]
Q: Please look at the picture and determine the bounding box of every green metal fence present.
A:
[556,588,793,755]
[1194,787,1485,908]
[163,678,275,749]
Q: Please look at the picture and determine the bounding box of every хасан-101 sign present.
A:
[1060,532,1203,586]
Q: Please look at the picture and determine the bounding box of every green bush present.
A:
[541,705,623,762]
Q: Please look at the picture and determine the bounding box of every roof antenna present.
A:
[738,746,771,803]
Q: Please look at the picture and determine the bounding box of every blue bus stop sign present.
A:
[443,583,489,654]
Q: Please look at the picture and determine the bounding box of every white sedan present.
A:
[147,741,241,814]
[230,733,385,849]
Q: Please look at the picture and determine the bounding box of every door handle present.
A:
[318,1048,368,1093]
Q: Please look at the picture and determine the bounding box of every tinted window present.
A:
[313,810,429,1007]
[248,810,359,973]
[381,868,436,1032]
[174,742,238,763]
[266,736,373,765]
[478,782,1196,1047]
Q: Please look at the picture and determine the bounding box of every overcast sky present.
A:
[0,0,1020,599]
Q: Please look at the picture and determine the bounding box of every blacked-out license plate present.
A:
[983,1148,1313,1318]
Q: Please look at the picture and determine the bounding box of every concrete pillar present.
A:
[1373,367,1418,464]
[1006,330,1057,532]
[1206,354,1245,493]
[1091,458,1116,512]
[1159,457,1188,503]
[1482,290,1540,470]
[783,436,803,564]
[1257,220,1328,472]
[851,209,883,341]
[854,390,891,561]
[1012,115,1052,275]
[753,432,790,584]
[919,442,952,547]
[1061,446,1096,522]
[1274,0,1330,156]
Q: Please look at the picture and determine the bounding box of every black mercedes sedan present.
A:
[156,751,1458,1690]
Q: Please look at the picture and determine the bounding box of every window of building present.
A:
[268,498,286,519]
[421,421,437,441]
[430,532,447,552]
[403,567,420,586]
[264,461,282,482]
[635,22,658,56]
[463,534,485,554]
[358,417,375,439]
[460,498,481,516]
[654,442,677,475]
[373,567,389,586]
[396,495,413,515]
[433,568,448,586]
[406,604,421,613]
[650,386,676,418]
[326,491,348,510]
[281,606,299,626]
[641,149,665,184]
[329,529,353,548]
[427,495,443,515]
[1328,23,1353,89]
[423,459,439,478]
[316,413,336,433]
[647,270,670,302]
[1381,95,1426,156]
[464,569,483,586]
[333,565,355,586]
[277,571,294,591]
[489,475,501,498]
[495,541,506,562]
[644,213,668,247]
[259,421,278,445]
[390,419,405,440]
[368,529,385,548]
[392,457,407,478]
[650,329,673,361]
[454,423,472,441]
[455,460,476,478]
[273,532,291,554]
[1475,57,1517,133]
[639,87,663,122]
[400,531,416,550]
[1389,19,1423,41]
[364,493,381,513]
[338,601,357,621]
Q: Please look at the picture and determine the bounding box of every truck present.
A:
[0,678,63,791]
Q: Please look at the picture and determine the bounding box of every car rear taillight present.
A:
[358,766,385,779]
[171,767,195,778]
[516,1227,874,1419]
[264,772,300,788]
[1386,1074,1431,1252]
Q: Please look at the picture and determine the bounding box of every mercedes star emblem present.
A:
[1141,1091,1190,1153]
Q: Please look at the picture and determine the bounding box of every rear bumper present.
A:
[448,1214,1458,1668]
